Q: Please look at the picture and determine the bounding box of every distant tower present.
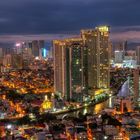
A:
[12,54,22,69]
[114,50,124,63]
[124,40,127,51]
[32,40,40,57]
[0,48,3,58]
[136,46,140,65]
[3,47,12,56]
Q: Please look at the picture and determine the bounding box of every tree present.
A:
[6,90,23,102]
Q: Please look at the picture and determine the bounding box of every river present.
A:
[58,96,115,118]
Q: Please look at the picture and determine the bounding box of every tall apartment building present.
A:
[53,26,110,101]
[81,26,110,90]
[53,38,87,101]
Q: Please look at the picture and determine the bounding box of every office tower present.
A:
[3,54,12,66]
[53,38,86,101]
[12,42,32,69]
[12,54,23,69]
[114,50,124,63]
[22,47,33,69]
[3,47,12,56]
[39,48,47,59]
[32,40,40,57]
[81,26,110,90]
[123,40,127,54]
[136,46,140,65]
[14,43,23,54]
[39,40,45,49]
[31,40,45,57]
[0,48,3,58]
[48,46,53,58]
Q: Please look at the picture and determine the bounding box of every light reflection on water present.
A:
[108,96,113,108]
[62,96,114,118]
[93,102,107,114]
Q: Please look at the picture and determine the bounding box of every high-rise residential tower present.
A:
[81,26,110,90]
[53,26,110,101]
[53,38,87,101]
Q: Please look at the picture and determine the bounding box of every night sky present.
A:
[0,0,140,44]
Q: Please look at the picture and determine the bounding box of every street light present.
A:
[6,124,12,129]
[104,136,108,139]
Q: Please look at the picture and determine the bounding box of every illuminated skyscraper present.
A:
[81,26,110,90]
[53,38,87,101]
[28,40,45,57]
[53,26,110,101]
[39,48,47,59]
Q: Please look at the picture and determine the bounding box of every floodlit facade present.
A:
[81,26,110,90]
[53,38,87,101]
[53,26,110,101]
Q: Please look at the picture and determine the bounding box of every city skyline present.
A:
[0,0,140,139]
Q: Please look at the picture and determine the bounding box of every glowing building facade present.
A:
[81,26,110,90]
[53,38,87,101]
[53,26,110,101]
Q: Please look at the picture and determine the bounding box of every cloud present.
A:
[0,0,139,45]
[0,0,139,35]
[111,31,140,43]
[111,26,140,42]
[0,18,9,23]
[0,34,77,43]
[0,25,140,45]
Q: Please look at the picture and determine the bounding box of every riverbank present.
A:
[52,94,110,115]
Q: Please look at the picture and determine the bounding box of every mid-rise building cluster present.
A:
[112,41,140,68]
[0,40,52,72]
